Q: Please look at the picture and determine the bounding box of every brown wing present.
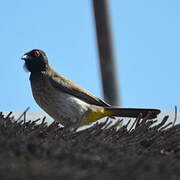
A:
[48,68,110,107]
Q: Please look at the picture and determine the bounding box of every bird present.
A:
[21,49,161,131]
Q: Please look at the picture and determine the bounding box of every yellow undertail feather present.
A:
[83,107,161,126]
[83,109,114,126]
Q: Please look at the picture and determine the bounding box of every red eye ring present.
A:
[34,51,41,57]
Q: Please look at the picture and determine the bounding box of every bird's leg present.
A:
[63,111,90,132]
[47,120,59,131]
[63,122,78,132]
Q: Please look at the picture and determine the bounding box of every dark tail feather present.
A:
[105,107,161,119]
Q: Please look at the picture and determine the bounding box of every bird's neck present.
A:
[30,71,44,81]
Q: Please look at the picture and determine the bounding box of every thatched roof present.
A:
[0,111,179,180]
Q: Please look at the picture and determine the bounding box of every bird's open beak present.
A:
[21,54,30,61]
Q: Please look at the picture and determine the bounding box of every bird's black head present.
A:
[21,49,49,73]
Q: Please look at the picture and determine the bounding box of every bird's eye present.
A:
[34,51,41,57]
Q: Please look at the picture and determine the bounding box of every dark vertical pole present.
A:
[92,0,121,106]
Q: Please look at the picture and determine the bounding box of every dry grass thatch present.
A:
[0,110,180,180]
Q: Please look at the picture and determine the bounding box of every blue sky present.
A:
[0,0,180,112]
